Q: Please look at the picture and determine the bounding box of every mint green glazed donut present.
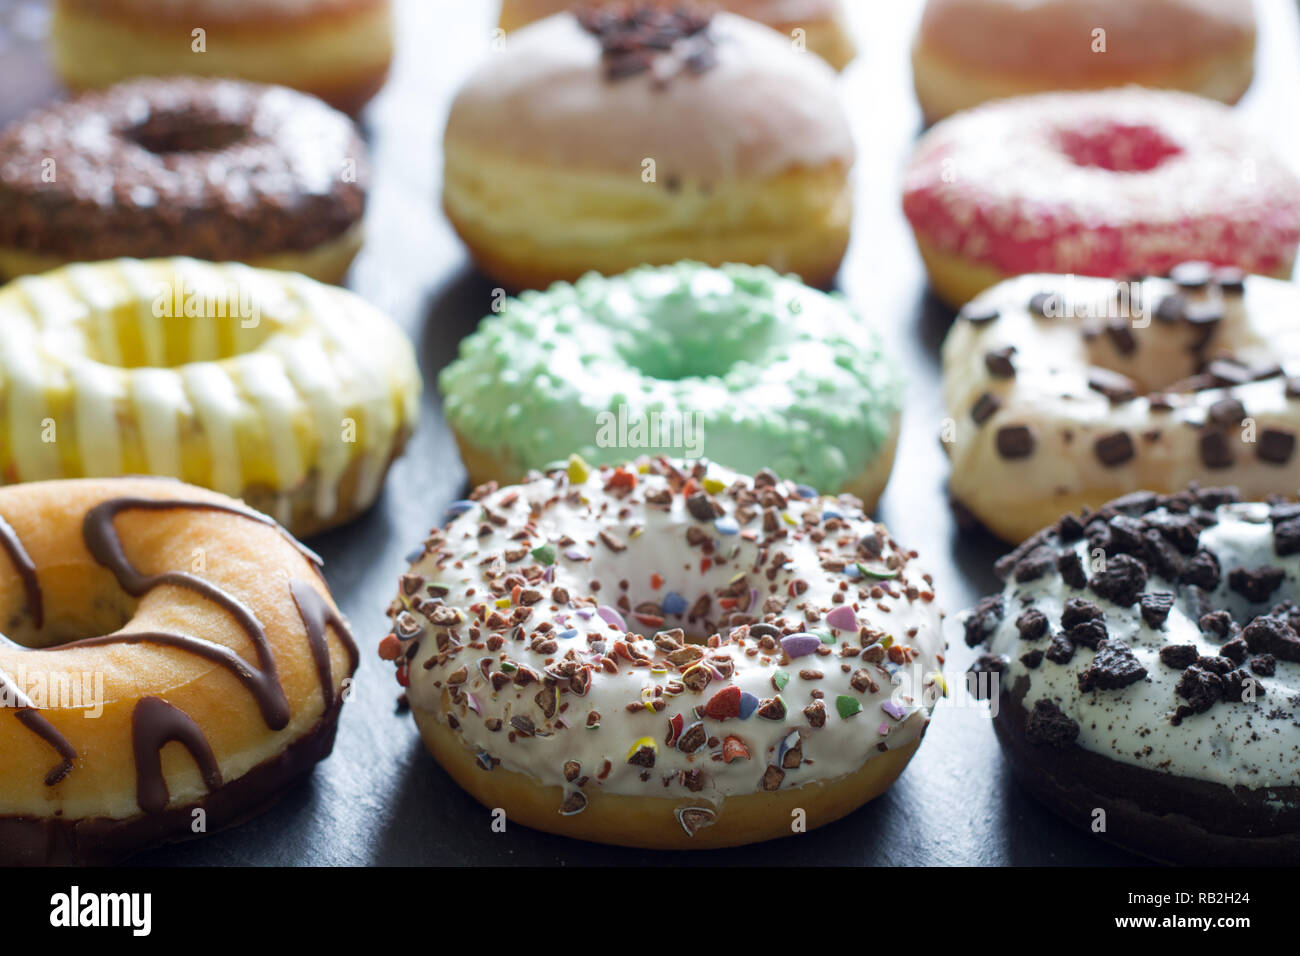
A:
[440,262,904,507]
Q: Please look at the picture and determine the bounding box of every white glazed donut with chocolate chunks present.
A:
[382,457,946,848]
[942,264,1300,543]
[966,486,1300,863]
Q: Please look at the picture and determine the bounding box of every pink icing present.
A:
[902,89,1300,279]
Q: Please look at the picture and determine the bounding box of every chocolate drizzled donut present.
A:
[0,76,367,263]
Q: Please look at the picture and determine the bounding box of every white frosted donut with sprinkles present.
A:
[382,457,946,848]
[943,266,1300,544]
[903,87,1300,310]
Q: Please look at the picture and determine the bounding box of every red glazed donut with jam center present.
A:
[902,88,1300,309]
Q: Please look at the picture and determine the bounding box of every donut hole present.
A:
[1,564,135,649]
[121,112,248,155]
[84,289,278,369]
[1057,122,1183,173]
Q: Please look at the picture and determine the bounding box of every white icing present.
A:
[0,258,420,521]
[398,460,946,811]
[986,502,1300,793]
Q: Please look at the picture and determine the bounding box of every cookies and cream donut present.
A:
[913,0,1256,124]
[498,0,856,70]
[440,262,903,510]
[0,477,357,864]
[383,457,945,848]
[50,0,393,114]
[966,486,1300,863]
[0,77,369,284]
[902,88,1300,310]
[943,267,1300,544]
[0,257,420,538]
[443,6,854,289]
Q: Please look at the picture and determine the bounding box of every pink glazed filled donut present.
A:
[902,88,1300,310]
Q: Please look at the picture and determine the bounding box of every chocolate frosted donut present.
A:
[967,486,1300,863]
[0,77,368,284]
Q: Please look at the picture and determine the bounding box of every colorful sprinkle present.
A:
[564,548,589,561]
[661,591,688,616]
[596,605,627,631]
[666,713,684,747]
[377,634,401,660]
[857,562,899,580]
[780,633,821,659]
[877,722,891,736]
[475,751,494,770]
[702,685,741,720]
[881,699,908,720]
[567,454,590,484]
[444,499,475,522]
[772,670,789,691]
[776,730,800,767]
[650,573,663,590]
[836,695,862,719]
[721,736,750,763]
[795,484,818,498]
[558,628,579,640]
[626,736,657,762]
[530,543,557,565]
[825,605,858,631]
[714,516,739,535]
[702,476,727,494]
[738,691,759,719]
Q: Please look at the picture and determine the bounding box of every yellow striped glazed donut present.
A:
[0,258,421,537]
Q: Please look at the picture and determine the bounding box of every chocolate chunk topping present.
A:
[1242,614,1300,662]
[1198,609,1234,640]
[1060,598,1103,628]
[1088,553,1148,606]
[1045,633,1075,664]
[1015,607,1048,641]
[1249,653,1276,676]
[1094,430,1135,467]
[1180,550,1221,590]
[1139,592,1174,628]
[1220,636,1249,663]
[1078,640,1147,691]
[963,595,1003,647]
[1174,665,1222,722]
[984,346,1017,378]
[995,424,1036,459]
[1198,430,1235,469]
[1160,644,1199,668]
[1087,367,1139,403]
[1013,544,1056,583]
[1057,549,1088,589]
[1258,428,1296,465]
[1106,321,1137,355]
[1154,294,1186,323]
[1274,517,1300,557]
[1207,398,1246,426]
[971,391,1001,426]
[1024,698,1079,747]
[1020,649,1044,668]
[1228,566,1286,603]
[1028,291,1061,317]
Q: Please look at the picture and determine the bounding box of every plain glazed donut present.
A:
[443,7,854,290]
[440,262,904,511]
[0,257,421,539]
[966,486,1300,864]
[498,0,856,70]
[0,77,369,285]
[912,0,1256,124]
[50,0,393,115]
[942,268,1300,544]
[383,457,945,848]
[0,477,357,865]
[902,88,1300,310]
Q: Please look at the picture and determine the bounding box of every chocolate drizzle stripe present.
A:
[63,631,290,729]
[0,512,42,628]
[0,494,347,806]
[132,696,223,815]
[290,580,360,709]
[0,671,77,786]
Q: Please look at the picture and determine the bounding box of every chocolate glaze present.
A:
[997,676,1300,864]
[0,492,357,863]
[290,579,360,709]
[0,77,368,261]
[132,696,224,815]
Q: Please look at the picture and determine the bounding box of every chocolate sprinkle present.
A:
[1093,430,1135,467]
[995,424,1036,459]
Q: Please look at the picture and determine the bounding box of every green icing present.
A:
[438,262,904,491]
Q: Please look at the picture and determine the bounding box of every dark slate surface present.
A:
[2,0,1298,866]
